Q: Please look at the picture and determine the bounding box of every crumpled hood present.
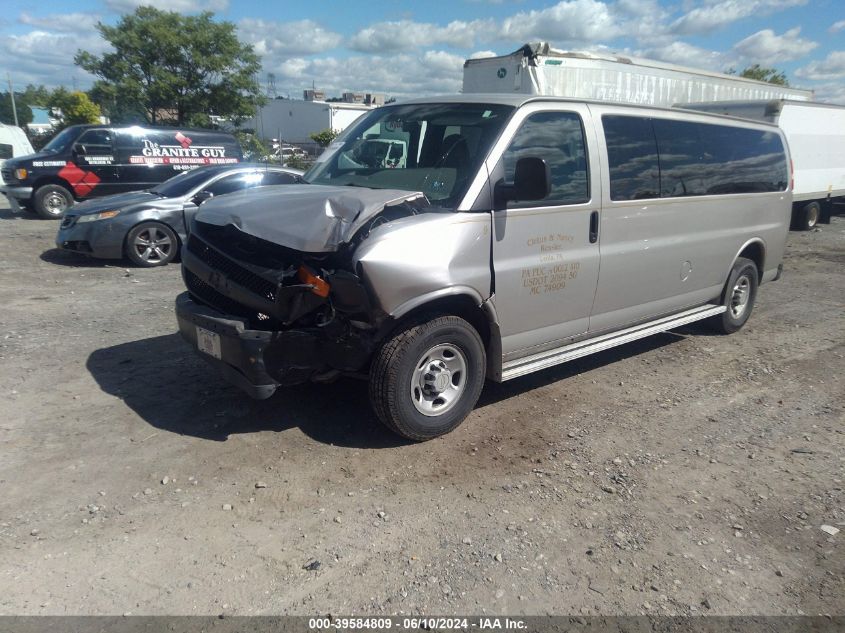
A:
[195,184,427,252]
[69,190,161,215]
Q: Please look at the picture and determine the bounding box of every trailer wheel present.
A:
[369,315,486,441]
[710,257,758,335]
[793,201,821,231]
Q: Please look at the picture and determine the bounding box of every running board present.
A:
[501,304,726,381]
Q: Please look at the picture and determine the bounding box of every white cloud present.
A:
[732,27,817,63]
[810,83,845,105]
[268,51,466,99]
[830,20,845,33]
[795,51,845,81]
[19,12,102,33]
[670,0,807,36]
[500,0,621,44]
[348,19,495,53]
[1,30,107,89]
[238,18,342,57]
[637,41,726,70]
[104,0,229,12]
[469,50,498,59]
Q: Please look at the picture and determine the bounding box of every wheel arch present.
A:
[729,238,766,284]
[32,176,76,199]
[379,288,502,380]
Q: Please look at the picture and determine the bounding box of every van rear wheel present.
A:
[710,257,758,334]
[33,184,73,219]
[369,316,486,441]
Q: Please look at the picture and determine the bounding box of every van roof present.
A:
[394,94,784,129]
[65,123,235,135]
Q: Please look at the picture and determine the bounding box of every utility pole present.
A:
[7,73,18,127]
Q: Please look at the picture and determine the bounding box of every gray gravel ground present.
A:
[0,198,842,616]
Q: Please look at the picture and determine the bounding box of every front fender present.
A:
[352,212,493,318]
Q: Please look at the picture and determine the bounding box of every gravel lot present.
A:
[0,198,842,617]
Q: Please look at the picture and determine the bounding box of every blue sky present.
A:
[2,0,844,103]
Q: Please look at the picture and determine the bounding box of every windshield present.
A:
[41,127,80,154]
[304,102,514,206]
[150,167,218,198]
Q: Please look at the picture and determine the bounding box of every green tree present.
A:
[310,128,339,148]
[75,7,263,126]
[0,93,34,126]
[59,91,102,125]
[729,64,789,86]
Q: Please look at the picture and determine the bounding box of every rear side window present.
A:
[604,115,787,200]
[501,111,589,207]
[603,116,660,200]
[262,171,298,185]
[695,124,788,194]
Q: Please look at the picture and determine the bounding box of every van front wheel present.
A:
[711,257,758,334]
[34,184,73,219]
[369,316,486,441]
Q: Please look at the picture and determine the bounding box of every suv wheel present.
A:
[369,316,486,441]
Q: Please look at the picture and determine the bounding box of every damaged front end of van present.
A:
[175,183,493,398]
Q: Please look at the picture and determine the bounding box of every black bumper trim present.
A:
[175,292,279,400]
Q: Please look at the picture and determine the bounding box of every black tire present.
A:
[369,315,486,441]
[793,201,821,231]
[33,184,73,219]
[710,257,759,334]
[125,222,179,267]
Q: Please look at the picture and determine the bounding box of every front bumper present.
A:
[55,216,125,259]
[176,292,280,400]
[0,185,33,201]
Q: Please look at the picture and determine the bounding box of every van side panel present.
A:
[589,193,789,332]
[588,106,791,334]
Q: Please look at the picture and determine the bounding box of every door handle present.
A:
[589,211,599,243]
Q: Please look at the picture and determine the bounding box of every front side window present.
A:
[500,111,589,207]
[75,129,113,156]
[304,103,514,205]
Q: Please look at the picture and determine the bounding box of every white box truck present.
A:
[463,43,813,107]
[678,100,845,230]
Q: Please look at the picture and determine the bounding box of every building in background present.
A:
[244,97,374,147]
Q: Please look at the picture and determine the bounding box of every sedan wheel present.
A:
[126,222,179,267]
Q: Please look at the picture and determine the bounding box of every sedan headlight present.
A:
[77,210,121,223]
[14,168,27,180]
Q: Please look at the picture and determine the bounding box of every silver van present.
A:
[175,96,791,441]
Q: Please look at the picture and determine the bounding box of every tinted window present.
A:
[263,171,298,185]
[652,120,709,197]
[604,115,787,200]
[603,116,660,200]
[0,143,12,159]
[76,129,113,156]
[697,124,788,194]
[502,111,589,206]
[206,172,264,196]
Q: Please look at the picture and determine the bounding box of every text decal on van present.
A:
[130,131,237,167]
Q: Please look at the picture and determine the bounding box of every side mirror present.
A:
[495,157,551,205]
[73,144,87,156]
[192,190,214,206]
